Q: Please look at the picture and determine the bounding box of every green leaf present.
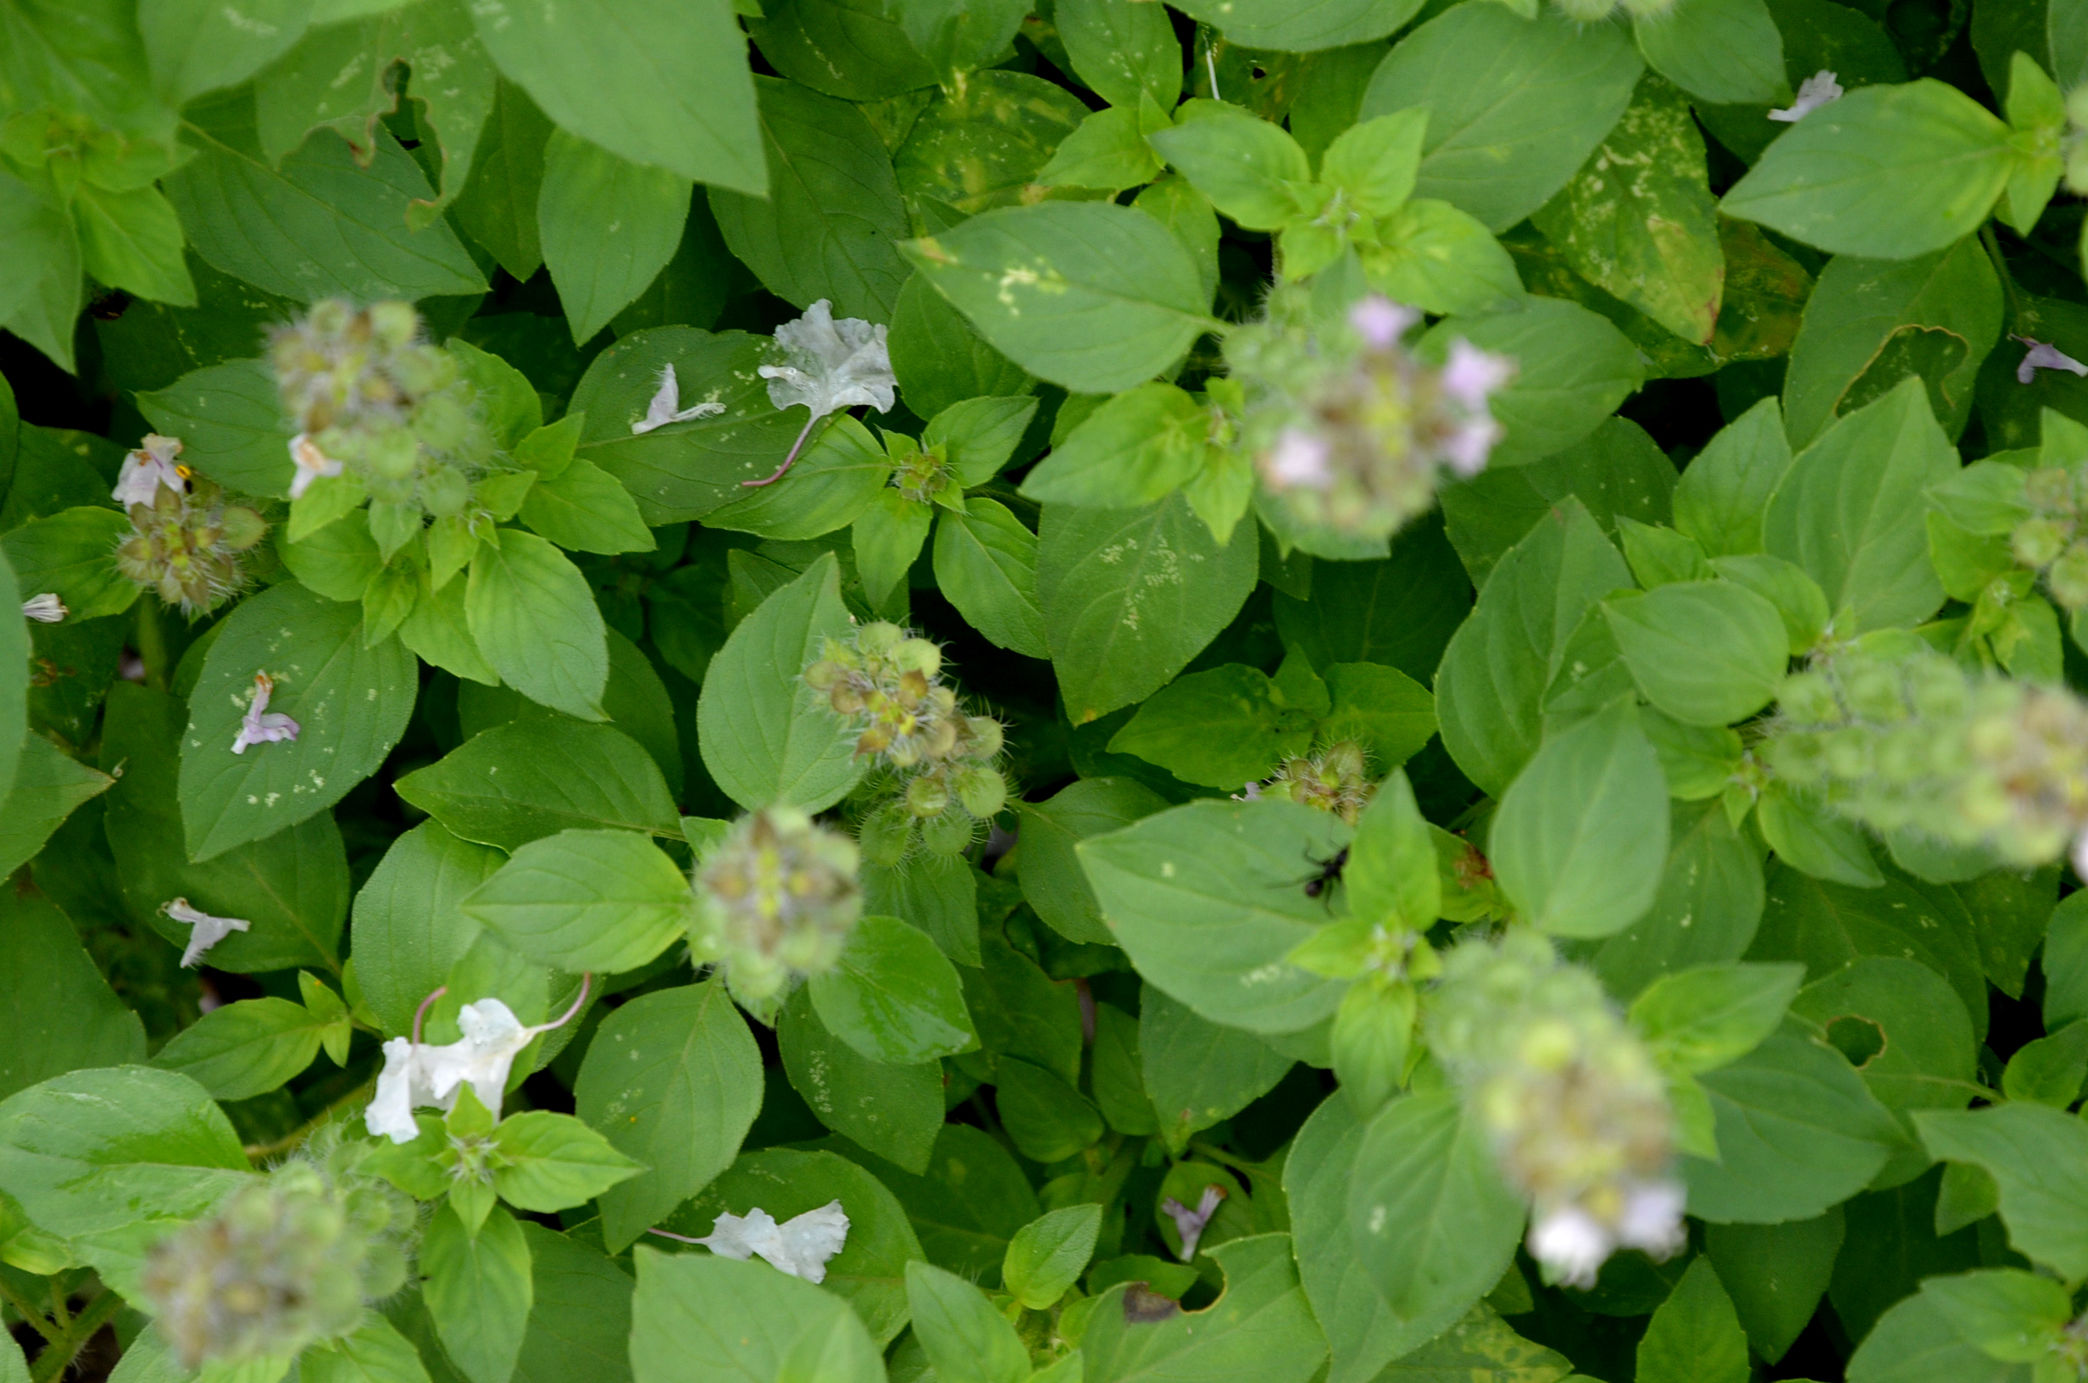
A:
[1604,581,1789,726]
[489,1111,643,1212]
[865,851,981,964]
[906,1261,1030,1383]
[573,981,763,1252]
[889,0,1027,83]
[300,1315,433,1383]
[888,271,1035,421]
[900,202,1212,394]
[1530,74,1724,345]
[1633,0,1785,105]
[1054,0,1181,109]
[1845,1290,2029,1383]
[1720,80,2014,258]
[1038,494,1259,724]
[468,0,763,194]
[997,1057,1104,1162]
[746,0,937,101]
[138,0,310,104]
[1019,382,1208,509]
[0,893,145,1102]
[1141,988,1294,1153]
[1703,1212,1846,1365]
[1631,962,1804,1074]
[462,829,691,974]
[148,997,329,1101]
[518,459,655,560]
[1362,6,1644,232]
[1763,377,1956,632]
[1636,1258,1748,1383]
[538,131,690,345]
[1039,105,1166,193]
[1080,1235,1327,1383]
[826,1123,1038,1285]
[72,183,195,307]
[933,498,1048,659]
[695,552,864,811]
[177,581,417,861]
[394,720,680,852]
[1,507,136,621]
[809,914,977,1065]
[1359,197,1524,317]
[1017,776,1168,947]
[1921,1268,2071,1363]
[1915,1103,2088,1278]
[512,1225,634,1383]
[454,78,551,281]
[137,358,299,498]
[1344,769,1440,929]
[1148,101,1310,232]
[1003,1204,1103,1312]
[1420,298,1645,468]
[709,77,910,321]
[0,546,23,806]
[1595,799,1766,997]
[1107,664,1319,790]
[1757,784,1886,888]
[1322,109,1429,217]
[631,1248,882,1383]
[466,528,609,721]
[0,733,108,880]
[423,1203,533,1383]
[1671,397,1792,558]
[1079,798,1350,1034]
[1174,0,1423,51]
[778,987,942,1174]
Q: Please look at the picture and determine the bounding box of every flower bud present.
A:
[2049,542,2088,609]
[918,810,977,856]
[2014,516,2072,569]
[955,765,1006,819]
[905,774,950,817]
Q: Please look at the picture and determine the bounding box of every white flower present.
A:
[286,433,343,501]
[758,300,896,422]
[162,898,251,968]
[2072,828,2088,885]
[21,593,65,623]
[2013,335,2088,385]
[1769,70,1843,122]
[631,364,726,435]
[364,1037,437,1144]
[230,672,300,755]
[1529,1204,1613,1288]
[364,983,592,1144]
[1614,1179,1687,1257]
[1160,1184,1225,1260]
[669,1202,852,1283]
[1349,295,1420,350]
[1264,428,1334,489]
[113,434,188,508]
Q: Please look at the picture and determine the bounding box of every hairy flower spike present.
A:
[112,437,267,617]
[694,808,862,1003]
[1428,931,1684,1287]
[1255,740,1376,824]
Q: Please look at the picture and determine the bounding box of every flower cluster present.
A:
[1427,930,1684,1287]
[693,808,863,1005]
[2003,460,2088,608]
[1225,292,1513,543]
[138,1161,410,1369]
[269,299,491,513]
[1764,641,2088,873]
[1249,739,1376,825]
[805,622,1008,862]
[111,435,267,615]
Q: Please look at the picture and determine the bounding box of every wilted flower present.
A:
[649,1201,851,1283]
[1428,931,1684,1288]
[21,593,65,623]
[693,808,862,1004]
[112,434,189,507]
[2013,335,2088,384]
[286,433,344,500]
[1770,70,1843,122]
[230,672,300,755]
[163,898,251,967]
[747,300,896,487]
[631,363,726,435]
[363,980,590,1144]
[1161,1185,1225,1261]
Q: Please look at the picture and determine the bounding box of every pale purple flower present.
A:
[1769,70,1843,123]
[21,593,65,623]
[1161,1184,1225,1261]
[112,434,187,508]
[162,898,251,967]
[1440,340,1515,411]
[630,363,725,435]
[652,1202,851,1283]
[1349,295,1420,350]
[1264,428,1335,489]
[286,433,343,501]
[230,672,300,755]
[1614,1179,1687,1257]
[2013,335,2088,385]
[1529,1205,1611,1288]
[1440,417,1504,479]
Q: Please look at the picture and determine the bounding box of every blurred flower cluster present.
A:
[111,434,266,614]
[1251,739,1376,825]
[1428,930,1684,1287]
[2005,460,2088,608]
[693,807,863,1006]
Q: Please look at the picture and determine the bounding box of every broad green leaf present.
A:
[72,182,195,307]
[1140,988,1294,1152]
[574,981,763,1252]
[809,914,977,1065]
[149,997,330,1101]
[1763,377,1956,632]
[906,1261,1030,1383]
[1720,80,2014,258]
[1420,298,1645,468]
[1530,75,1724,345]
[1174,0,1422,51]
[1605,580,1789,726]
[0,732,114,878]
[1915,1103,2088,1278]
[469,0,763,194]
[1670,397,1793,558]
[933,497,1048,659]
[0,893,145,1102]
[138,0,309,105]
[1845,1291,2030,1383]
[1596,799,1767,996]
[1633,0,1785,105]
[0,546,22,804]
[423,1203,533,1383]
[892,70,1090,216]
[489,1112,643,1212]
[539,131,691,345]
[1037,494,1259,724]
[1,507,137,621]
[1080,1235,1327,1383]
[1055,0,1181,109]
[1360,197,1523,317]
[300,1315,433,1383]
[900,202,1212,393]
[1920,1269,2071,1363]
[394,720,680,852]
[466,528,609,721]
[1018,776,1170,947]
[746,0,937,101]
[177,581,417,861]
[997,1058,1102,1163]
[710,77,910,320]
[1703,1211,1846,1365]
[1079,799,1350,1035]
[452,77,551,278]
[778,988,943,1174]
[694,552,863,811]
[1636,1258,1748,1383]
[1019,382,1208,510]
[864,851,981,964]
[1107,664,1320,790]
[836,1123,1038,1286]
[1148,101,1310,232]
[631,1248,882,1383]
[1491,702,1669,938]
[1321,663,1437,772]
[137,358,299,498]
[1003,1205,1103,1312]
[1362,6,1644,232]
[1631,962,1804,1074]
[512,1225,634,1383]
[462,829,692,973]
[888,271,1035,421]
[888,0,1027,83]
[518,458,656,556]
[0,171,82,372]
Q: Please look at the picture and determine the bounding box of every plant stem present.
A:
[741,413,821,488]
[27,1289,122,1383]
[0,1276,60,1343]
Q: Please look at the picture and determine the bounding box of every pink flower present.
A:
[2013,335,2088,385]
[1440,418,1504,479]
[1264,428,1335,489]
[1440,340,1515,410]
[231,672,300,754]
[1348,295,1420,350]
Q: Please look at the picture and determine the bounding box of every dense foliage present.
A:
[2,0,2088,1381]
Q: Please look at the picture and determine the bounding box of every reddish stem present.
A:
[411,985,448,1044]
[741,413,821,488]
[645,1227,708,1244]
[531,972,593,1035]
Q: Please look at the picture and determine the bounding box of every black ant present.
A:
[1301,846,1349,901]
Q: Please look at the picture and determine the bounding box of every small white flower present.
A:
[286,433,343,501]
[364,1037,435,1144]
[1264,428,1334,489]
[630,364,726,435]
[230,672,300,755]
[1614,1179,1687,1258]
[2072,828,2088,884]
[21,593,66,623]
[1528,1204,1613,1289]
[1161,1184,1225,1261]
[675,1202,852,1283]
[162,898,251,968]
[1348,295,1420,350]
[758,300,897,422]
[2013,335,2088,385]
[1769,70,1843,122]
[113,434,187,508]
[365,984,592,1144]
